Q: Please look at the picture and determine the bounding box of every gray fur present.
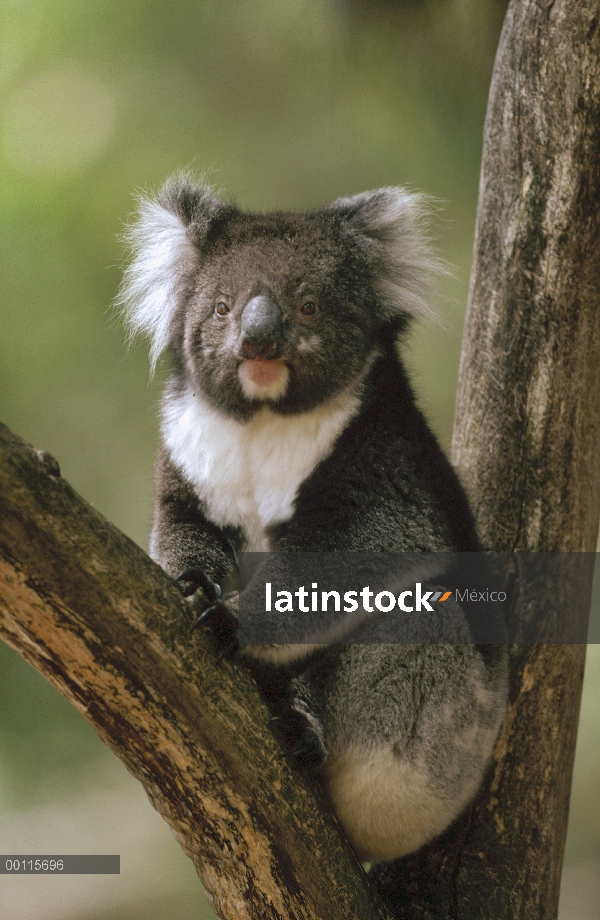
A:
[119,176,508,873]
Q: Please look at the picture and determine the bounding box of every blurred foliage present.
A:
[0,1,597,918]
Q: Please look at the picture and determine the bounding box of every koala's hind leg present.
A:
[248,662,328,769]
[320,644,507,862]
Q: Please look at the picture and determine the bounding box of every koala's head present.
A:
[119,175,437,417]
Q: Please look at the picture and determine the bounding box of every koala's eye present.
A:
[300,299,318,316]
[215,301,230,316]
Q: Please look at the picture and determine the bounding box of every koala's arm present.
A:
[150,447,238,592]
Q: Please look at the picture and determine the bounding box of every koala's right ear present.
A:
[118,176,225,370]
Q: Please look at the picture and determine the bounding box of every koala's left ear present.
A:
[327,188,442,323]
[117,175,227,370]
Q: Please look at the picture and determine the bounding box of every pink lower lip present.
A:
[241,358,286,386]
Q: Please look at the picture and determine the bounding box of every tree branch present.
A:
[0,422,384,920]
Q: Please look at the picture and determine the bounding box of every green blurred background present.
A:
[0,1,598,918]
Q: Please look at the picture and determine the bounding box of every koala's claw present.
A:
[269,708,326,768]
[192,603,220,629]
[191,594,240,660]
[287,740,315,759]
[217,639,240,661]
[176,568,222,603]
[192,599,237,630]
[286,729,326,768]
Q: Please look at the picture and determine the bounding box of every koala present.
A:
[119,175,507,872]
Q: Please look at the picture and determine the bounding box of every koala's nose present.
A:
[239,295,283,360]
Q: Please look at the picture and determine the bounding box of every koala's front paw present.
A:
[192,590,240,660]
[176,568,222,604]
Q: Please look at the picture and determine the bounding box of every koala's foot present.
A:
[192,590,240,660]
[270,707,326,769]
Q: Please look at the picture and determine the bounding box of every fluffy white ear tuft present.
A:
[329,188,445,322]
[118,196,198,370]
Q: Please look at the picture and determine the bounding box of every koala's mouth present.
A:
[238,358,290,402]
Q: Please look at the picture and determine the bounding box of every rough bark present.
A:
[370,3,600,919]
[451,1,600,918]
[0,422,385,920]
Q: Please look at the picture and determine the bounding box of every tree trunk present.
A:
[451,0,600,917]
[371,2,600,918]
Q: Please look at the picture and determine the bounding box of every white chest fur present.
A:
[162,387,360,551]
